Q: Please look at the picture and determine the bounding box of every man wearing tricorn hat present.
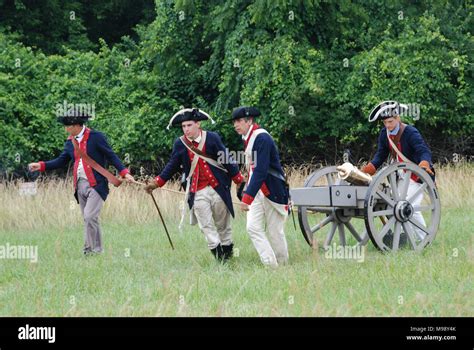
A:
[144,108,244,262]
[362,101,434,241]
[231,106,289,268]
[29,111,135,255]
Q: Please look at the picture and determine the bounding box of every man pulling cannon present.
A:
[144,108,244,262]
[29,112,135,255]
[231,106,290,268]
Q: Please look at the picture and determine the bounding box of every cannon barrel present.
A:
[290,162,441,252]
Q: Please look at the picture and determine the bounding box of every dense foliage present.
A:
[1,0,472,176]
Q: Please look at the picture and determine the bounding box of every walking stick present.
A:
[150,191,175,250]
[131,179,174,250]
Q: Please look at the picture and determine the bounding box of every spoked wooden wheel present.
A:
[364,162,441,252]
[297,166,369,249]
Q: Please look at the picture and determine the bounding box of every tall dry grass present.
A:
[0,162,472,233]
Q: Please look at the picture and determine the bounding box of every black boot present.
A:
[210,244,224,261]
[382,229,394,247]
[383,229,408,248]
[222,243,234,262]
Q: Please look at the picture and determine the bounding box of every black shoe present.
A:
[221,243,234,261]
[382,230,393,247]
[383,230,408,248]
[210,244,224,261]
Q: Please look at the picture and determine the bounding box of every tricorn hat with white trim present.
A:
[166,108,215,130]
[368,101,408,122]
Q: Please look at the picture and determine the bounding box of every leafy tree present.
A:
[0,0,472,176]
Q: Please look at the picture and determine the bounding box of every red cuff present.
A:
[119,168,130,177]
[39,161,46,172]
[242,193,254,205]
[232,172,244,184]
[154,176,166,187]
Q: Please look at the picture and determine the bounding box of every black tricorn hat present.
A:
[166,108,215,130]
[368,101,408,122]
[230,106,261,121]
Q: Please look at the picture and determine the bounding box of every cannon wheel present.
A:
[364,162,441,252]
[297,166,369,249]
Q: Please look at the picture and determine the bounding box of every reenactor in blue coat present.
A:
[362,101,435,242]
[144,108,244,262]
[29,113,134,255]
[231,106,289,268]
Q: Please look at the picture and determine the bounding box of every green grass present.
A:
[0,207,472,316]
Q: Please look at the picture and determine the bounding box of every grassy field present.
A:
[0,163,472,316]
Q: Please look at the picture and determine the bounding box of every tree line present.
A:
[0,0,472,179]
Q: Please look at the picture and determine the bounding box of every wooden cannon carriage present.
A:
[290,162,441,252]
